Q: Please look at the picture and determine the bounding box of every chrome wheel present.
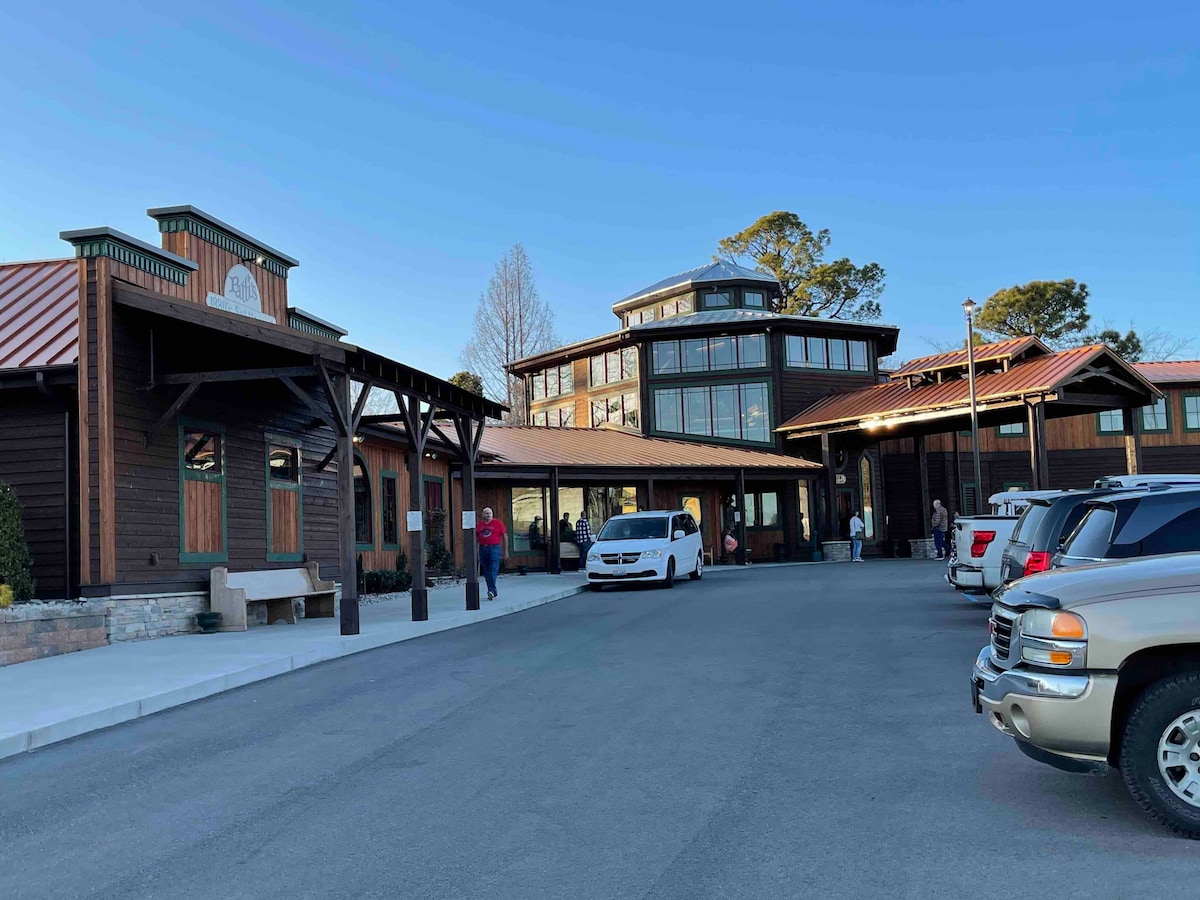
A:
[1158,710,1200,808]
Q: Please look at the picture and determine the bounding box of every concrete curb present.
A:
[1,583,588,761]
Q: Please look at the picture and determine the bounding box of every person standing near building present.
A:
[575,511,593,559]
[477,507,507,601]
[931,499,949,560]
[849,510,865,562]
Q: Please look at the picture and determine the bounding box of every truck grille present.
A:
[991,607,1017,661]
[600,553,641,566]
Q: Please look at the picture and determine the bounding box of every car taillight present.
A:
[1023,551,1052,577]
[970,531,996,558]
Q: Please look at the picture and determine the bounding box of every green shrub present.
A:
[0,483,35,603]
[362,567,413,595]
[0,584,12,609]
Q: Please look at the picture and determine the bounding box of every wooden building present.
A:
[0,206,501,639]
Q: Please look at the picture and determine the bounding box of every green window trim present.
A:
[782,334,874,375]
[1141,396,1171,434]
[995,422,1027,438]
[1182,394,1200,433]
[380,470,401,552]
[354,452,374,552]
[179,417,228,565]
[1095,409,1125,436]
[1001,481,1030,491]
[264,433,304,563]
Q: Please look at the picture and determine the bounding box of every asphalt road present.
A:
[2,562,1198,899]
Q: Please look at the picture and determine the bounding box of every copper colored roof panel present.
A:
[891,336,1049,377]
[0,260,79,370]
[479,425,821,471]
[779,344,1155,433]
[1134,360,1200,384]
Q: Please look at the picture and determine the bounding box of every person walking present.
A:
[849,511,865,562]
[575,511,593,559]
[477,507,507,601]
[931,499,949,560]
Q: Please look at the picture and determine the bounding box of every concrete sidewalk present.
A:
[0,572,586,760]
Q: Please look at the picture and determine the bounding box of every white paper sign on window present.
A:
[406,511,423,532]
[462,511,477,530]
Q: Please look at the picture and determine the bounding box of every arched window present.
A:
[858,454,877,540]
[353,454,373,547]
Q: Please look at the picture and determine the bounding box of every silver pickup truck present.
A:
[972,553,1200,838]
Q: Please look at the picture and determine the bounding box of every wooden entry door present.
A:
[836,488,855,539]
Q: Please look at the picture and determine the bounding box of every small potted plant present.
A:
[195,610,222,633]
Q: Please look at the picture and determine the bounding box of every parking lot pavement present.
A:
[2,560,1198,900]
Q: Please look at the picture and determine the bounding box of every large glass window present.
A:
[532,404,574,427]
[510,487,547,554]
[589,347,637,386]
[859,455,876,540]
[652,334,768,375]
[1142,397,1169,432]
[591,393,638,428]
[744,491,780,528]
[1097,409,1124,434]
[786,335,872,372]
[530,363,573,400]
[653,382,772,443]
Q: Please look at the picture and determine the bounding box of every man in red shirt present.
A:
[476,506,507,601]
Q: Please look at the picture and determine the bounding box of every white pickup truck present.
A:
[946,490,1070,595]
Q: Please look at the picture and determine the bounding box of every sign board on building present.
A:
[462,511,477,530]
[406,511,423,532]
[205,264,276,323]
[836,474,847,485]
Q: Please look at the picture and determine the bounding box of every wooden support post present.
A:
[1122,407,1143,475]
[1027,402,1049,489]
[735,468,747,565]
[548,467,561,574]
[335,373,359,636]
[646,476,656,511]
[403,394,432,621]
[454,414,481,611]
[1036,405,1050,488]
[914,434,931,536]
[820,433,837,541]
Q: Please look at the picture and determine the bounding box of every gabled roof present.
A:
[0,259,79,371]
[615,260,779,308]
[778,344,1158,436]
[478,425,821,472]
[891,336,1050,378]
[1134,360,1200,385]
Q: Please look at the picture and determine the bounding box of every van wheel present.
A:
[690,553,703,580]
[1119,672,1200,838]
[662,559,675,589]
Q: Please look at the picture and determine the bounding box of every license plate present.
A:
[612,568,626,577]
[971,678,983,714]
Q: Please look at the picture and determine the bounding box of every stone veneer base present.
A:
[0,601,109,666]
[821,540,852,562]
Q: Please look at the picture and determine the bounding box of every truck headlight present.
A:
[1019,610,1087,668]
[641,549,662,559]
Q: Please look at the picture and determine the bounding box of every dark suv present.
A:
[1054,486,1200,568]
[1000,488,1153,583]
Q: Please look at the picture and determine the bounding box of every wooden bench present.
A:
[560,540,581,571]
[209,562,336,632]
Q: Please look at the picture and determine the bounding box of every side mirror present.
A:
[673,529,686,540]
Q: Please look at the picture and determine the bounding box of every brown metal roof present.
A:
[479,425,821,471]
[891,336,1049,378]
[1134,360,1200,385]
[0,260,79,370]
[779,344,1157,434]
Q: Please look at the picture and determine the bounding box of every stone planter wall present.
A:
[909,538,938,560]
[821,540,852,562]
[0,601,108,666]
[104,592,209,642]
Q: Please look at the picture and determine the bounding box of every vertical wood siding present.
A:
[161,231,289,322]
[270,489,301,555]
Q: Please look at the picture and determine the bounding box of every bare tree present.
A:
[461,244,558,423]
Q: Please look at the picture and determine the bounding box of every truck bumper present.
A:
[948,561,984,589]
[971,646,1116,767]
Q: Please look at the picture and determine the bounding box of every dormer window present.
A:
[702,291,732,309]
[744,291,766,309]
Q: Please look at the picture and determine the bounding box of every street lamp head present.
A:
[962,297,978,318]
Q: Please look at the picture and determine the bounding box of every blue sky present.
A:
[1,1,1196,373]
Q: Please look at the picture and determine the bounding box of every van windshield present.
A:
[597,517,669,541]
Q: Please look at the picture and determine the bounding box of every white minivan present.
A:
[585,510,704,590]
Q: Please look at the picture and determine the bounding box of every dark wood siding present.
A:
[0,393,76,598]
[108,306,343,585]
